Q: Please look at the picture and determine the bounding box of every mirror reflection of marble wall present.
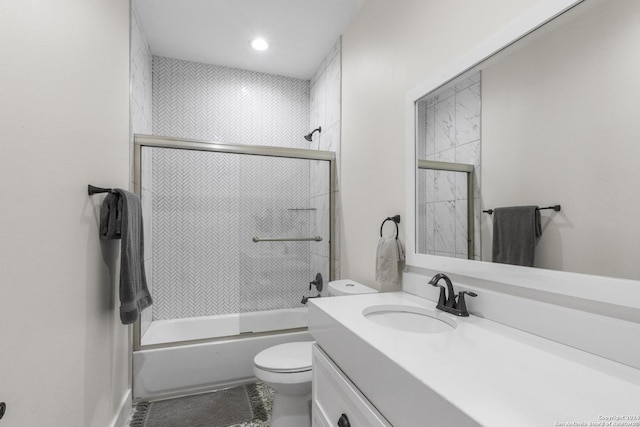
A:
[416,71,481,259]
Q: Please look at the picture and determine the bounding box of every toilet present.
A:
[253,280,378,427]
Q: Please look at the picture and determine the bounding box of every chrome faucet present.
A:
[428,273,477,317]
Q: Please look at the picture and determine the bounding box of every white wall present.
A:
[0,1,131,426]
[340,0,548,290]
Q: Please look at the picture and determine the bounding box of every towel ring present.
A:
[380,215,401,239]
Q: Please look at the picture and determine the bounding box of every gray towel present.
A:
[100,189,153,324]
[491,206,541,267]
[375,237,405,287]
[99,192,122,239]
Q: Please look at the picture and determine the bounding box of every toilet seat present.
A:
[254,341,314,373]
[254,364,313,387]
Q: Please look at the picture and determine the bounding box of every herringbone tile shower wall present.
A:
[145,57,319,320]
[152,56,311,148]
[151,148,240,319]
[237,155,313,313]
[150,147,322,320]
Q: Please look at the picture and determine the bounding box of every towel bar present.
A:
[252,236,323,243]
[88,184,114,195]
[483,205,561,215]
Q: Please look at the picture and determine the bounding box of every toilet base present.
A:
[270,391,311,427]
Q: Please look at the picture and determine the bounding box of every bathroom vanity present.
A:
[312,345,390,426]
[309,292,640,426]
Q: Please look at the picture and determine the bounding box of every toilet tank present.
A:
[328,280,378,296]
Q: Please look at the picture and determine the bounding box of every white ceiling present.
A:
[133,0,362,80]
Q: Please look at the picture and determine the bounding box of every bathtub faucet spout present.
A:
[301,295,321,305]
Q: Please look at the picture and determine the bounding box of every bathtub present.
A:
[141,307,309,346]
[133,308,312,399]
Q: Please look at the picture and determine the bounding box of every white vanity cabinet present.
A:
[312,344,391,427]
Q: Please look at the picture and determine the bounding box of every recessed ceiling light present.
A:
[250,38,269,51]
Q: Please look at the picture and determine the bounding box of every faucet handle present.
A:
[456,291,477,317]
[309,273,323,292]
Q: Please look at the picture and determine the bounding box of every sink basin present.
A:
[363,304,456,334]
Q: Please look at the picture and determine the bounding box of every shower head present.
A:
[304,127,321,142]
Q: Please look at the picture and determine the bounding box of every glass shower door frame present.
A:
[132,133,336,350]
[417,159,475,259]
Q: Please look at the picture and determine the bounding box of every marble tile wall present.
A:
[309,39,341,283]
[416,71,481,259]
[130,7,152,135]
[131,6,153,333]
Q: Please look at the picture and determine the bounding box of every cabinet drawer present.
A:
[312,344,391,427]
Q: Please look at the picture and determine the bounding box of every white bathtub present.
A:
[133,308,312,399]
[141,308,308,346]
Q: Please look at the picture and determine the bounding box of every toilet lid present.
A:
[254,341,314,373]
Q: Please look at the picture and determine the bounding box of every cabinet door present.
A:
[312,344,391,427]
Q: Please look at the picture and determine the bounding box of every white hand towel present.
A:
[375,237,405,288]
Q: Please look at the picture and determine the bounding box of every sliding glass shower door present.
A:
[237,155,330,334]
[137,136,332,347]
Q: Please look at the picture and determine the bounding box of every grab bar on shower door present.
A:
[252,236,323,243]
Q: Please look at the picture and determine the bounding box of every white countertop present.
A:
[309,292,640,426]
